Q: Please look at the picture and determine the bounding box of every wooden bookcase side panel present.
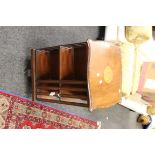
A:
[31,49,36,101]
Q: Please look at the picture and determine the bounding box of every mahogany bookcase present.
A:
[31,40,121,110]
[31,42,89,107]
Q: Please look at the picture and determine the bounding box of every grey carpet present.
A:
[0,26,142,129]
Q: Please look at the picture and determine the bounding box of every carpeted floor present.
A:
[0,26,142,129]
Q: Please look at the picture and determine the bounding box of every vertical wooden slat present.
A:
[31,49,36,101]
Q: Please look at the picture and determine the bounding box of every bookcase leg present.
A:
[31,49,36,101]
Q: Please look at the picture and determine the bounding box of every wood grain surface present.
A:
[87,40,122,110]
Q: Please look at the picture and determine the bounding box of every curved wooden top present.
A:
[87,40,122,111]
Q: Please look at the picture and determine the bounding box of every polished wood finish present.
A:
[60,46,74,80]
[31,41,122,110]
[37,80,87,85]
[31,42,89,107]
[87,40,122,110]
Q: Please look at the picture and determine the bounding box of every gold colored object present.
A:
[137,114,151,125]
[103,66,113,84]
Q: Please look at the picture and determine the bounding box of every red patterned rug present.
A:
[0,90,100,129]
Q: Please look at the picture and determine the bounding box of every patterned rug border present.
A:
[0,89,101,128]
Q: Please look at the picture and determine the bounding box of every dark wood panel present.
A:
[60,46,74,80]
[37,80,87,85]
[31,49,36,101]
[36,97,89,107]
[74,44,88,80]
[36,92,87,100]
[36,50,59,80]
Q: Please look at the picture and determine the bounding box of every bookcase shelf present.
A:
[31,42,89,107]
